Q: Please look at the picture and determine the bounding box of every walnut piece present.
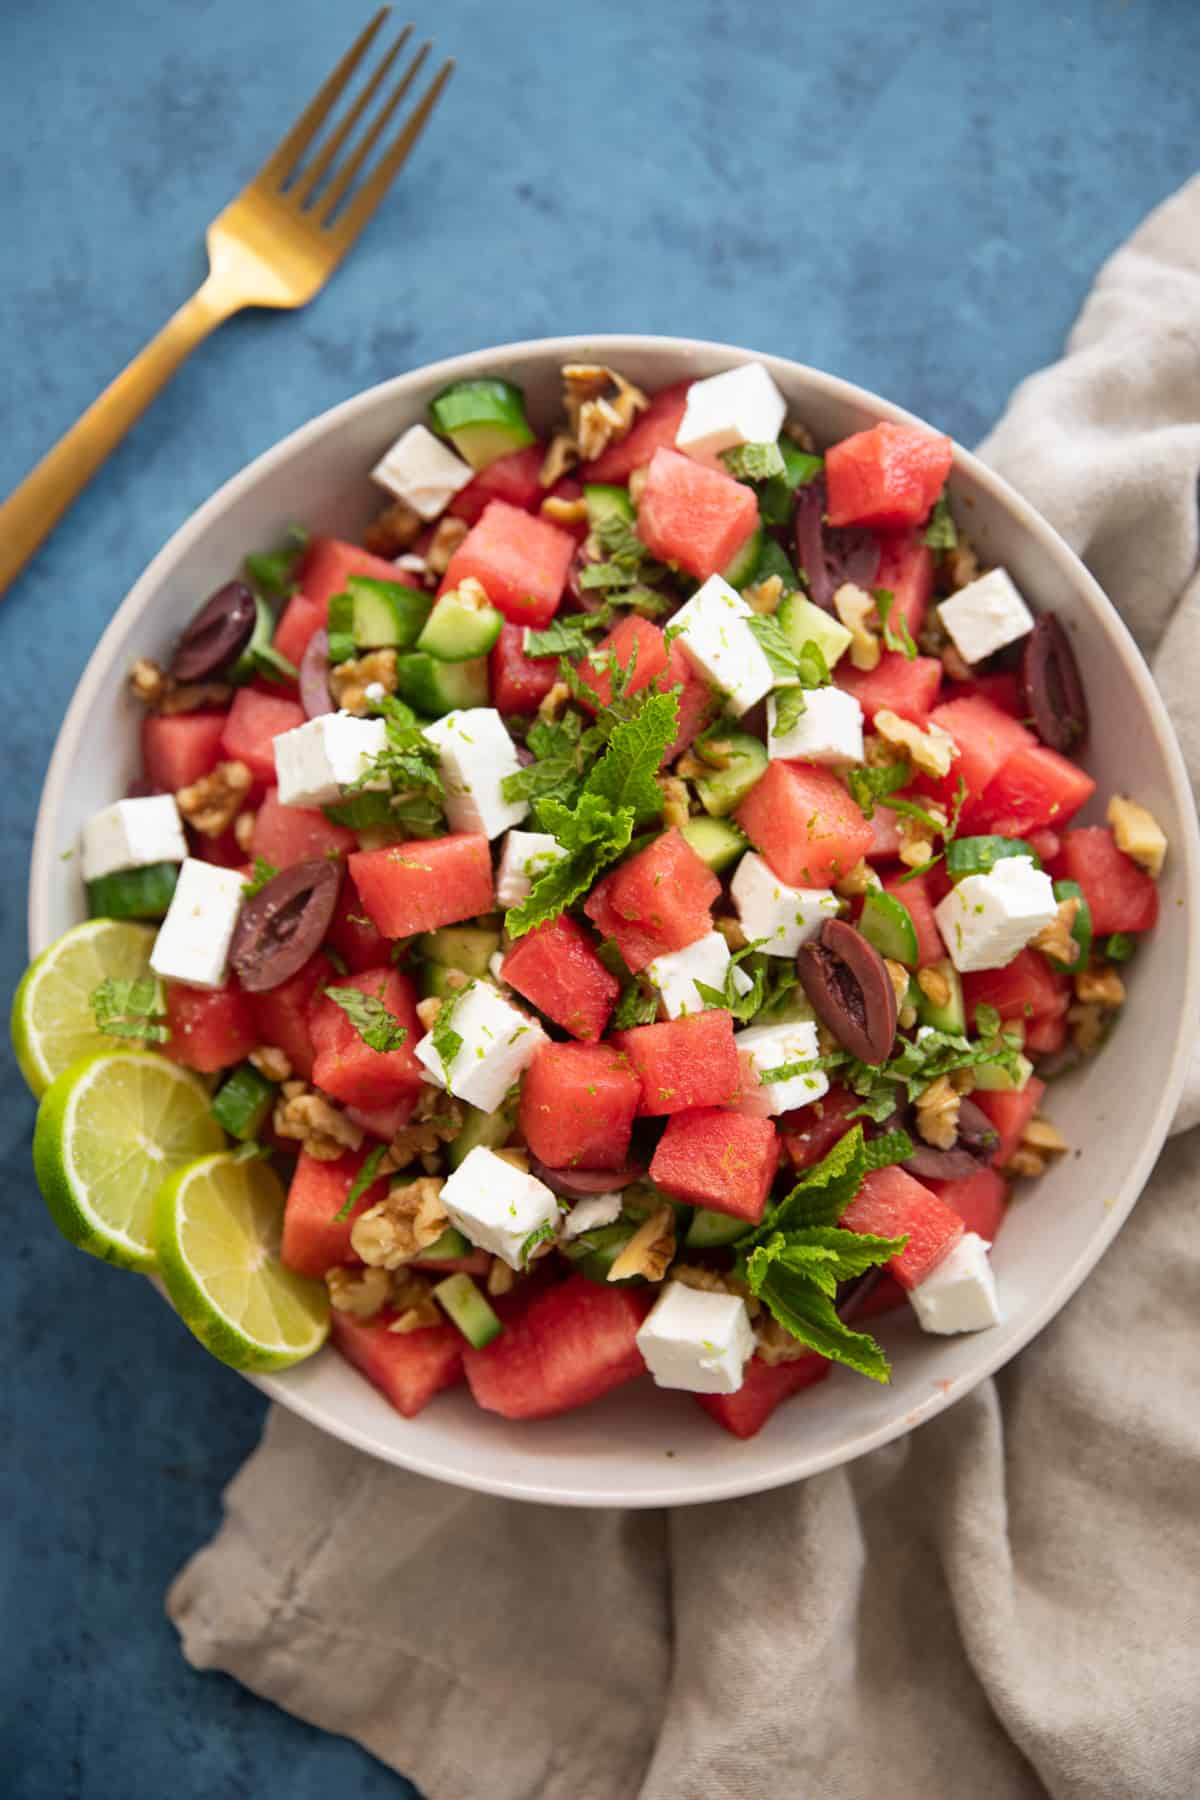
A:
[351,1177,449,1269]
[1106,794,1167,879]
[607,1204,676,1284]
[628,465,649,507]
[175,760,253,837]
[234,811,256,853]
[884,958,917,1029]
[249,1044,292,1082]
[1022,1116,1069,1154]
[1032,895,1082,967]
[1067,1000,1108,1053]
[833,583,882,671]
[386,1271,442,1334]
[385,1089,463,1172]
[538,680,571,724]
[274,1084,364,1161]
[1004,1145,1047,1179]
[657,775,691,831]
[326,1265,393,1320]
[541,494,589,526]
[755,1313,816,1365]
[936,537,981,595]
[129,657,231,714]
[424,515,469,576]
[363,497,423,556]
[561,363,649,465]
[834,858,881,898]
[329,647,399,716]
[875,709,958,781]
[916,965,952,1010]
[1074,964,1126,1008]
[540,432,580,489]
[713,913,749,952]
[415,996,443,1031]
[783,418,817,452]
[940,642,973,683]
[494,1146,532,1175]
[486,1257,516,1297]
[743,574,784,616]
[130,658,168,704]
[915,1074,960,1150]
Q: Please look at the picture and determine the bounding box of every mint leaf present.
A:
[520,1220,557,1266]
[847,762,909,821]
[90,975,169,1044]
[747,1226,907,1299]
[245,525,308,601]
[749,615,830,688]
[324,983,408,1053]
[720,441,786,482]
[749,1126,868,1239]
[523,612,611,659]
[863,1128,915,1170]
[332,1143,387,1223]
[430,983,468,1081]
[752,537,801,594]
[579,512,666,594]
[771,684,808,738]
[874,588,918,660]
[972,1002,1002,1042]
[585,689,679,822]
[748,1261,896,1382]
[351,693,444,823]
[923,493,958,550]
[242,855,279,898]
[759,446,824,527]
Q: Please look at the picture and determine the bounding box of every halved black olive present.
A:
[527,1155,647,1199]
[796,918,897,1066]
[1020,613,1088,752]
[171,581,257,682]
[230,859,340,993]
[902,1143,985,1181]
[793,476,881,611]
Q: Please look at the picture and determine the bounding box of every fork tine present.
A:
[328,59,455,246]
[258,6,393,191]
[311,41,431,224]
[289,23,413,206]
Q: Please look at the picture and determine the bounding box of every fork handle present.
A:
[0,275,240,598]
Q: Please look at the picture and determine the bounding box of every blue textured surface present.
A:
[1,1,1197,1792]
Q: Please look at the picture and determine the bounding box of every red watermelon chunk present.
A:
[1024,1012,1068,1055]
[636,447,759,582]
[852,1271,908,1320]
[162,983,257,1074]
[584,829,719,972]
[331,1309,465,1418]
[301,537,419,620]
[735,762,874,889]
[924,695,1035,821]
[141,711,226,793]
[325,875,392,972]
[873,528,935,638]
[927,1167,1009,1242]
[439,499,574,629]
[957,671,1024,719]
[880,868,946,967]
[971,742,1096,837]
[825,422,953,531]
[463,1274,649,1420]
[345,1095,418,1141]
[1052,826,1159,933]
[842,1165,964,1289]
[489,621,560,714]
[349,833,494,938]
[973,1078,1047,1168]
[272,592,324,667]
[962,949,1068,1026]
[250,786,356,867]
[281,1146,390,1277]
[501,914,618,1042]
[219,687,306,786]
[519,1041,641,1169]
[246,950,334,1082]
[695,1350,831,1439]
[780,1084,861,1171]
[309,966,424,1110]
[448,444,545,524]
[581,380,692,483]
[574,614,669,711]
[1026,827,1061,866]
[662,638,716,761]
[650,1109,780,1222]
[834,651,943,726]
[612,1009,741,1116]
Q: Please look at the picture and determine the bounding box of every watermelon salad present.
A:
[29,358,1170,1440]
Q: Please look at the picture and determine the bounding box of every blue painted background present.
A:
[2,0,1197,1792]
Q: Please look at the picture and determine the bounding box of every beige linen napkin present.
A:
[168,177,1200,1800]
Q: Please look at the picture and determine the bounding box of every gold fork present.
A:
[0,10,453,599]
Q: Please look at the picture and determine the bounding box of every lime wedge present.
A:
[12,919,157,1098]
[33,1050,224,1271]
[154,1152,330,1371]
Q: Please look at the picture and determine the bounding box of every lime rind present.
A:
[12,919,157,1098]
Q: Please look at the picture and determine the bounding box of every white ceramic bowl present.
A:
[29,335,1200,1507]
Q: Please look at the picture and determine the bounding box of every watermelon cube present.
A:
[851,1271,909,1320]
[519,1042,641,1169]
[1052,826,1159,933]
[301,537,419,620]
[842,1165,965,1289]
[448,444,545,525]
[272,592,324,667]
[650,1108,780,1222]
[1024,1013,1068,1055]
[694,1350,831,1439]
[613,1009,741,1115]
[141,711,226,793]
[246,951,334,1082]
[574,615,669,712]
[962,949,1068,1026]
[636,447,759,582]
[662,639,716,762]
[971,743,1096,837]
[250,786,356,867]
[462,1274,649,1419]
[325,875,392,972]
[825,422,953,530]
[489,621,559,714]
[958,671,1024,719]
[927,1167,1009,1242]
[345,1095,418,1141]
[834,652,943,726]
[973,1078,1047,1168]
[581,380,692,483]
[1026,827,1062,866]
[219,687,306,786]
[873,528,935,638]
[331,1309,465,1418]
[439,499,575,629]
[309,966,424,1110]
[349,834,494,938]
[162,983,257,1074]
[501,914,619,1042]
[584,828,719,972]
[281,1146,390,1277]
[735,762,874,889]
[880,868,946,967]
[780,1084,861,1171]
[924,695,1035,820]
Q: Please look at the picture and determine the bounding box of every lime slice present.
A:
[154,1152,330,1371]
[12,919,157,1098]
[33,1050,224,1271]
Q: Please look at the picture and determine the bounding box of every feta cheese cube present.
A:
[669,576,775,716]
[730,851,838,957]
[766,685,864,767]
[938,568,1035,666]
[422,708,528,840]
[495,829,564,906]
[909,1232,1001,1334]
[370,423,474,520]
[646,930,753,1020]
[674,362,787,469]
[734,1019,828,1117]
[934,855,1058,973]
[413,980,547,1113]
[439,1145,560,1270]
[636,1281,756,1394]
[273,713,388,809]
[562,1191,624,1239]
[80,795,187,882]
[149,857,246,990]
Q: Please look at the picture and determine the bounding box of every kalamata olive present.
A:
[793,476,881,611]
[797,918,897,1065]
[171,580,257,682]
[230,859,340,992]
[956,1097,1000,1154]
[1020,613,1088,752]
[527,1154,647,1199]
[902,1143,984,1180]
[299,628,335,718]
[837,1267,884,1323]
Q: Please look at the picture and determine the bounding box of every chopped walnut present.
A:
[875,708,958,781]
[416,996,443,1031]
[936,536,981,595]
[249,1044,292,1082]
[423,515,469,576]
[713,914,749,952]
[1106,794,1167,879]
[915,1074,960,1150]
[1022,1116,1069,1154]
[743,574,784,616]
[351,1176,448,1269]
[326,1265,393,1320]
[884,958,917,1029]
[1004,1145,1047,1179]
[657,775,691,831]
[562,363,649,464]
[130,658,168,704]
[541,494,589,527]
[234,810,256,853]
[538,680,571,724]
[1032,895,1082,967]
[755,1313,817,1365]
[833,583,882,671]
[607,1204,676,1284]
[175,760,253,837]
[916,965,951,1011]
[1074,964,1126,1008]
[386,1088,463,1172]
[1067,1001,1108,1053]
[386,1271,442,1334]
[363,496,423,556]
[274,1084,364,1161]
[486,1257,516,1297]
[129,657,232,714]
[862,732,896,770]
[669,1263,733,1295]
[329,648,399,715]
[628,465,649,507]
[540,432,580,488]
[896,810,943,869]
[783,418,817,452]
[835,858,881,897]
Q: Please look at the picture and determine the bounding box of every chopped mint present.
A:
[90,975,169,1045]
[324,983,408,1053]
[245,525,309,601]
[922,493,958,551]
[874,588,918,660]
[332,1143,387,1222]
[720,441,786,482]
[242,855,279,899]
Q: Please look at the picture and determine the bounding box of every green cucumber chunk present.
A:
[858,890,920,968]
[416,1225,474,1261]
[447,1099,517,1170]
[945,835,1040,880]
[419,925,501,974]
[722,522,764,590]
[679,815,748,873]
[777,591,853,669]
[328,576,432,662]
[428,378,535,471]
[433,1272,504,1347]
[395,651,489,716]
[415,590,504,662]
[1043,878,1092,975]
[694,729,769,818]
[759,444,824,527]
[229,593,298,687]
[583,483,635,530]
[86,861,179,921]
[559,1220,638,1284]
[211,1063,276,1141]
[419,962,474,1001]
[1104,931,1137,963]
[916,957,966,1033]
[749,536,800,595]
[684,1207,748,1250]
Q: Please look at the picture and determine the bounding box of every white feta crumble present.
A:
[422,708,528,840]
[729,850,838,957]
[938,568,1035,666]
[646,930,753,1020]
[273,712,388,809]
[934,855,1058,973]
[149,857,246,991]
[370,422,474,520]
[413,980,547,1113]
[80,795,187,882]
[674,362,787,469]
[766,685,864,767]
[734,1019,828,1118]
[495,829,564,907]
[439,1145,560,1270]
[668,575,775,716]
[561,1191,624,1240]
[636,1282,756,1394]
[908,1232,1001,1334]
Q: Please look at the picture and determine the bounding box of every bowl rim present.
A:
[28,332,1200,1507]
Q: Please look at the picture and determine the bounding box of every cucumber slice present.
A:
[694,730,769,818]
[428,378,535,471]
[559,1220,637,1284]
[684,1206,748,1250]
[759,444,824,527]
[419,925,502,974]
[858,890,920,968]
[229,593,299,686]
[328,576,432,663]
[419,961,474,1001]
[915,957,966,1032]
[777,592,853,670]
[750,536,800,595]
[211,1063,276,1141]
[583,483,635,530]
[1104,931,1137,963]
[433,1272,504,1347]
[86,861,179,921]
[1043,879,1092,975]
[680,815,748,873]
[416,1224,474,1261]
[973,1049,1034,1093]
[945,835,1039,880]
[722,522,764,590]
[396,651,489,717]
[415,590,504,662]
[447,1098,517,1170]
